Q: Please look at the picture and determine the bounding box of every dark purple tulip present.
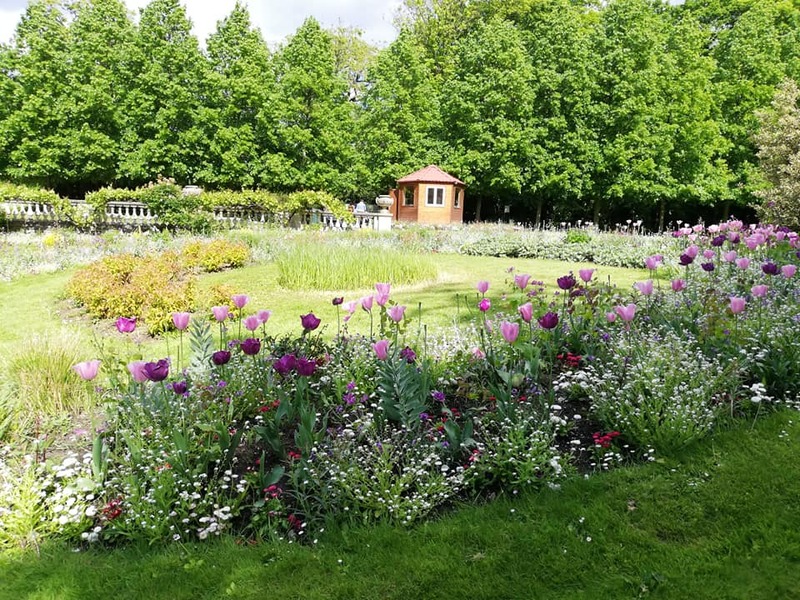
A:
[796,251,800,260]
[143,359,169,382]
[538,311,559,330]
[171,380,187,395]
[399,346,417,364]
[332,297,344,306]
[300,313,321,332]
[241,337,261,356]
[115,317,136,334]
[273,353,297,375]
[701,262,715,272]
[556,274,576,290]
[711,235,726,247]
[296,356,317,377]
[729,233,740,244]
[762,262,779,275]
[211,350,231,366]
[679,253,694,266]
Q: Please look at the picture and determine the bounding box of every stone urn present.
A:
[182,185,203,197]
[375,194,394,214]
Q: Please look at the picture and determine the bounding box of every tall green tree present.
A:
[0,0,70,191]
[754,78,800,228]
[266,17,357,197]
[358,29,440,196]
[201,1,273,189]
[119,0,212,186]
[439,18,536,220]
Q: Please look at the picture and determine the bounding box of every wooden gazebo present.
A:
[390,165,465,225]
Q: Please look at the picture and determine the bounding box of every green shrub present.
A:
[275,243,437,290]
[565,228,592,244]
[181,239,250,272]
[67,252,196,335]
[139,181,216,233]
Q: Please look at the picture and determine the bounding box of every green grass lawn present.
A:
[1,410,797,599]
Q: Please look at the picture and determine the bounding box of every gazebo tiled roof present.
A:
[396,165,465,186]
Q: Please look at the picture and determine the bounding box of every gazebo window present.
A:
[404,188,414,206]
[454,189,461,208]
[426,186,445,206]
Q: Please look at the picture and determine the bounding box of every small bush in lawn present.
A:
[181,239,250,272]
[1,331,96,418]
[275,243,437,290]
[67,252,196,335]
[565,228,592,244]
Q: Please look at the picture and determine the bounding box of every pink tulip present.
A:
[579,268,595,283]
[127,360,148,383]
[644,256,661,270]
[476,280,490,294]
[243,315,261,331]
[514,274,531,290]
[115,317,136,334]
[471,347,486,360]
[500,321,520,343]
[73,360,101,381]
[375,282,391,297]
[692,224,704,233]
[735,258,751,270]
[729,297,746,314]
[518,302,533,323]
[781,264,797,278]
[671,279,686,292]
[387,305,406,322]
[172,312,191,331]
[479,298,491,312]
[634,280,654,296]
[375,292,390,307]
[212,306,230,322]
[606,311,617,323]
[614,303,637,322]
[776,231,787,241]
[257,310,272,324]
[702,249,715,259]
[722,250,737,263]
[361,296,374,311]
[373,339,390,360]
[231,294,250,309]
[685,245,699,259]
[343,301,358,322]
[751,284,768,298]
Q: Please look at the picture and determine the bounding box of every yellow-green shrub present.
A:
[67,252,196,335]
[181,239,250,272]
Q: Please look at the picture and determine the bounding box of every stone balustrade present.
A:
[1,199,392,231]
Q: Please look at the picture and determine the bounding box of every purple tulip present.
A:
[300,313,321,332]
[476,280,490,294]
[711,235,726,247]
[211,350,231,366]
[556,274,576,290]
[538,311,559,330]
[171,380,188,395]
[172,312,191,331]
[500,321,520,343]
[762,262,779,276]
[273,353,297,375]
[73,360,101,381]
[373,339,390,360]
[701,262,715,272]
[478,298,491,312]
[231,294,250,309]
[143,359,170,382]
[211,306,230,322]
[387,305,406,323]
[679,253,694,266]
[518,302,533,323]
[399,346,416,363]
[332,297,344,306]
[240,338,261,356]
[296,357,317,377]
[127,360,148,383]
[115,317,136,334]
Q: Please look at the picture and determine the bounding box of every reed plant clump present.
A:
[275,243,437,290]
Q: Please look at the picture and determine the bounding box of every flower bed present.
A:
[3,220,800,548]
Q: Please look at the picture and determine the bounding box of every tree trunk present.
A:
[658,198,666,233]
[475,197,482,222]
[534,197,543,229]
[592,197,602,227]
